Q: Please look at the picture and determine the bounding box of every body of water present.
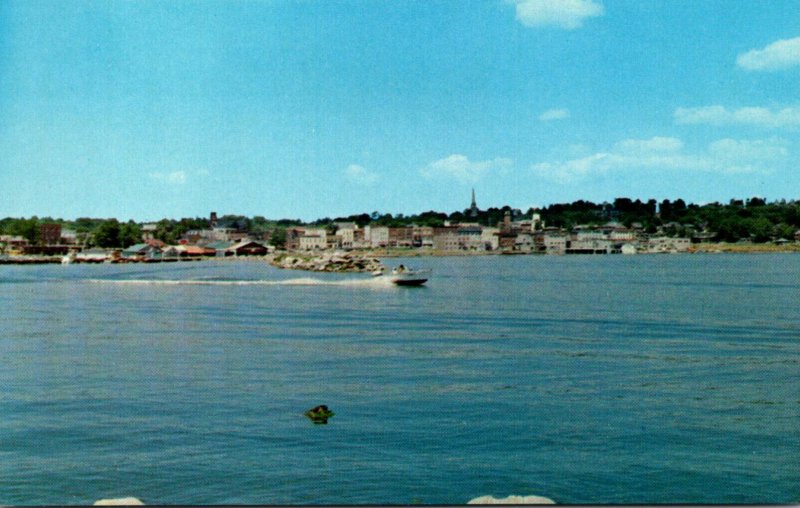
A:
[1,254,798,504]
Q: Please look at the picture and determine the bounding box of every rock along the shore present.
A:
[270,251,383,273]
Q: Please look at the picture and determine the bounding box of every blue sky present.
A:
[1,0,799,221]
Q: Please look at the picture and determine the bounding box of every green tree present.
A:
[747,217,772,243]
[269,227,287,249]
[119,222,143,248]
[94,220,121,247]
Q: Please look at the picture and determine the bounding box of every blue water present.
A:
[1,254,798,504]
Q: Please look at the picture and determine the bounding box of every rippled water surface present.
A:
[1,254,798,504]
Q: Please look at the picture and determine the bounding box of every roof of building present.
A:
[205,241,233,250]
[122,243,161,253]
[227,239,266,250]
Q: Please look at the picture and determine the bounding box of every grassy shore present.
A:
[690,242,800,253]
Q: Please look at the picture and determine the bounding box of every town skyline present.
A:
[2,1,799,222]
[0,191,792,224]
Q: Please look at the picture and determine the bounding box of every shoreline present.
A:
[1,242,799,266]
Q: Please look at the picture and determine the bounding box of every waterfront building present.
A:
[283,228,305,250]
[481,227,499,251]
[644,236,691,253]
[122,243,162,260]
[299,229,327,250]
[142,224,158,241]
[432,226,459,251]
[334,223,357,249]
[413,226,434,248]
[226,240,270,256]
[539,230,568,254]
[60,229,78,245]
[205,241,234,256]
[388,226,414,247]
[457,224,484,250]
[39,223,61,246]
[0,235,29,255]
[368,226,389,248]
[514,232,535,252]
[75,248,110,262]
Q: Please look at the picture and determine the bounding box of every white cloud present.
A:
[674,105,800,128]
[511,0,604,29]
[736,36,800,71]
[148,170,187,184]
[344,164,378,185]
[531,136,788,183]
[539,108,571,121]
[708,138,789,161]
[421,154,512,183]
[614,136,684,154]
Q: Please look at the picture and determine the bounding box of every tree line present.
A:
[2,197,799,249]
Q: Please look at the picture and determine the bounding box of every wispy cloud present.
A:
[344,164,378,185]
[736,36,800,71]
[510,0,604,29]
[532,136,788,183]
[421,154,512,183]
[539,108,571,121]
[675,105,800,128]
[148,170,187,184]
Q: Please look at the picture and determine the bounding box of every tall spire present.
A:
[469,188,479,218]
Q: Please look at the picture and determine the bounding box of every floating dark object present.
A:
[305,405,334,424]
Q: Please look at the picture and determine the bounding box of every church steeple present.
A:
[469,188,479,218]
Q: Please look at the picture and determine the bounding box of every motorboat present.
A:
[387,266,430,286]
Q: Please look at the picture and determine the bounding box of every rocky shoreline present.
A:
[268,252,384,272]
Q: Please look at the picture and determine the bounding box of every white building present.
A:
[481,227,499,251]
[542,233,567,254]
[645,236,691,252]
[299,228,327,250]
[334,224,356,249]
[368,226,389,248]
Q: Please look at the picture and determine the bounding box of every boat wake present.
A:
[87,276,397,288]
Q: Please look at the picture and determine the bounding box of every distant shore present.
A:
[688,242,800,253]
[1,242,799,266]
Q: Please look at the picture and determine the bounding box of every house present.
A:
[481,227,499,251]
[205,241,234,257]
[39,223,62,245]
[388,226,414,247]
[457,224,484,250]
[567,228,614,254]
[514,232,535,252]
[540,231,568,254]
[645,236,691,253]
[432,226,459,251]
[367,226,389,248]
[299,229,327,250]
[122,243,162,260]
[226,240,269,256]
[75,248,109,263]
[0,235,29,254]
[141,224,158,241]
[60,229,78,245]
[334,223,356,249]
[145,239,166,248]
[413,226,434,248]
[178,245,216,257]
[284,228,305,250]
